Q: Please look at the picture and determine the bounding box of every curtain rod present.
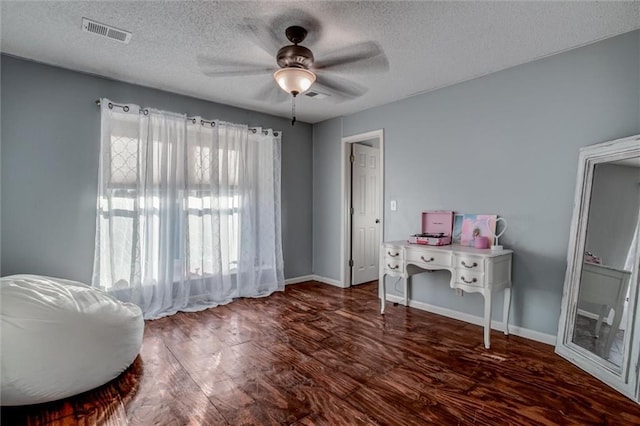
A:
[95,100,279,136]
[95,99,148,115]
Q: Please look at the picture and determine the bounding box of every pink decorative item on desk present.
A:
[584,252,601,264]
[408,210,453,246]
[474,236,490,249]
[460,214,497,247]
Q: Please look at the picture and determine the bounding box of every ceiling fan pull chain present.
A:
[291,95,296,126]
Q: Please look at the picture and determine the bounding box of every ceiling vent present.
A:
[304,90,330,100]
[82,18,132,44]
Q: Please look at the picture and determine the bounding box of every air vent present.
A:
[304,90,330,99]
[82,18,132,44]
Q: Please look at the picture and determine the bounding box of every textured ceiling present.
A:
[2,1,639,123]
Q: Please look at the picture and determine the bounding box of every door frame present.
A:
[340,129,385,287]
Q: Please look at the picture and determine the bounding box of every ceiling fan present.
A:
[197,20,389,125]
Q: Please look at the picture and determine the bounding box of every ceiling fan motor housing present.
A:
[276,44,314,69]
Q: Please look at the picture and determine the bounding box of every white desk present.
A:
[379,241,513,349]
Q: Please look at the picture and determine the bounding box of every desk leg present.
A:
[595,304,608,337]
[403,276,409,307]
[604,307,623,359]
[483,291,492,349]
[503,287,511,336]
[379,274,386,314]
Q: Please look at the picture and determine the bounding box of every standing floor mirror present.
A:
[557,134,640,402]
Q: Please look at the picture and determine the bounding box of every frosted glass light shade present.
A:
[273,68,316,95]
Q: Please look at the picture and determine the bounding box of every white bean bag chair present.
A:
[1,275,144,406]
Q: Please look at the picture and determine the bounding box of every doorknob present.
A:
[375,219,380,223]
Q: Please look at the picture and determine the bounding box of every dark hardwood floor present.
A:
[3,281,640,425]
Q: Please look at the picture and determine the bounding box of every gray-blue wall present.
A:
[312,118,343,277]
[312,30,640,336]
[1,55,313,282]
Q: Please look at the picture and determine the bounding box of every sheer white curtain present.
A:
[93,99,283,319]
[238,127,284,297]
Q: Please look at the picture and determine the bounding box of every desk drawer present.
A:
[406,249,451,268]
[454,270,485,288]
[384,258,403,273]
[454,254,485,273]
[383,246,403,260]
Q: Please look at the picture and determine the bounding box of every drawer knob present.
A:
[421,256,435,262]
[460,276,478,284]
[387,264,399,270]
[461,261,478,268]
[387,251,399,257]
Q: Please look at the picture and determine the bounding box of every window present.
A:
[185,141,241,278]
[94,100,283,319]
[101,129,242,283]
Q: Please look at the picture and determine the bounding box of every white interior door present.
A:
[351,143,380,285]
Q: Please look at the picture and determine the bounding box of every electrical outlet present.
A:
[455,288,463,296]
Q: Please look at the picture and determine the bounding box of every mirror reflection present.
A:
[572,158,639,368]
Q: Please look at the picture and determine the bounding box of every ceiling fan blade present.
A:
[196,55,262,68]
[197,55,274,78]
[202,68,273,78]
[314,41,389,73]
[314,74,368,99]
[255,81,289,104]
[242,18,283,56]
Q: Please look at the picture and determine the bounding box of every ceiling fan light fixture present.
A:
[273,68,316,96]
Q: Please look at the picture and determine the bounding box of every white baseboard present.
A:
[311,275,345,288]
[284,275,315,286]
[284,275,345,288]
[385,294,557,346]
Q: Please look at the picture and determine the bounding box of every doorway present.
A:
[341,129,384,287]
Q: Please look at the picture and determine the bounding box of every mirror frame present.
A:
[556,134,640,402]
